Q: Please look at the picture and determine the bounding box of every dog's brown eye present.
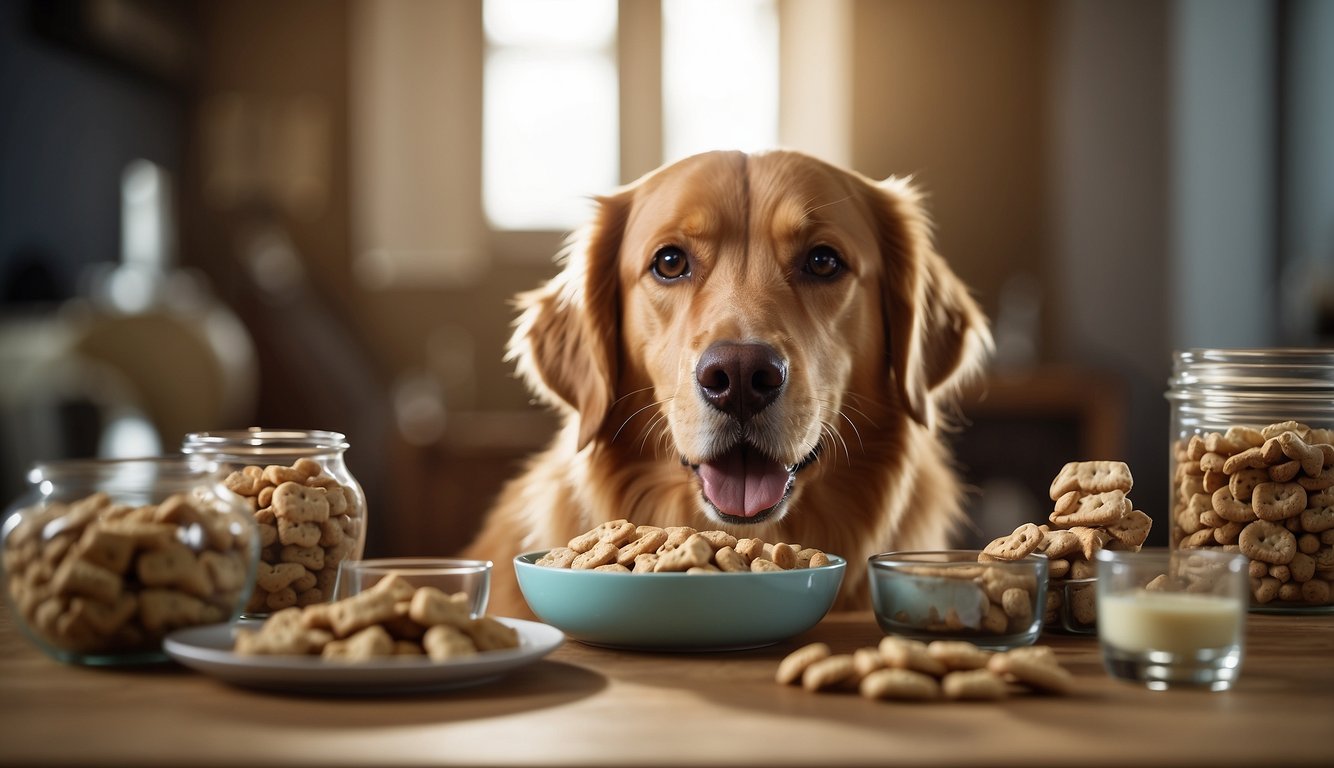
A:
[651,246,690,281]
[804,245,843,278]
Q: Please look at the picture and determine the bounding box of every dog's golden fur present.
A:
[464,150,991,616]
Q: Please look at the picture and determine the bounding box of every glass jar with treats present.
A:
[2,457,258,664]
[180,428,366,616]
[1166,348,1334,613]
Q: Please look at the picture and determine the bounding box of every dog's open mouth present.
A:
[688,443,819,523]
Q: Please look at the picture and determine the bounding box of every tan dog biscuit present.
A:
[662,526,698,549]
[696,530,739,551]
[1001,587,1034,626]
[52,558,122,604]
[776,641,831,684]
[926,640,993,671]
[1273,432,1326,477]
[734,538,765,562]
[1239,520,1297,565]
[1211,487,1258,523]
[853,646,888,677]
[422,624,477,660]
[766,542,797,569]
[1252,482,1307,522]
[409,587,471,627]
[1039,529,1080,560]
[878,636,948,677]
[1051,490,1131,528]
[632,553,659,573]
[137,542,213,599]
[942,669,1009,701]
[463,616,520,651]
[859,668,941,701]
[74,527,136,575]
[1297,466,1334,491]
[982,522,1043,560]
[280,544,325,572]
[595,563,632,573]
[323,624,395,661]
[1269,460,1302,483]
[1223,447,1269,475]
[749,558,785,572]
[277,518,322,548]
[1048,460,1133,499]
[615,528,669,566]
[1070,526,1112,560]
[138,589,212,635]
[1105,509,1153,550]
[801,654,858,692]
[272,481,331,524]
[714,546,749,572]
[568,519,636,553]
[1230,468,1270,502]
[654,534,714,572]
[987,649,1073,694]
[571,540,619,570]
[536,547,578,568]
[1300,506,1334,534]
[328,577,411,637]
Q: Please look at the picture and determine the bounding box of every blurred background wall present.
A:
[2,0,1332,555]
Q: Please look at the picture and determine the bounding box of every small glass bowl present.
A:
[1043,577,1098,635]
[332,558,493,617]
[867,550,1049,650]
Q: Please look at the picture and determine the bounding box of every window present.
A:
[482,0,780,231]
[661,0,779,163]
[482,0,619,230]
[351,0,797,286]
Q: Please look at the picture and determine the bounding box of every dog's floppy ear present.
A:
[871,176,992,430]
[507,189,632,450]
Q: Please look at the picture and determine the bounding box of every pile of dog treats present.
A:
[777,637,1073,702]
[234,573,518,661]
[982,460,1151,627]
[536,520,832,573]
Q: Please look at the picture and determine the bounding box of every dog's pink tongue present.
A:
[698,446,790,518]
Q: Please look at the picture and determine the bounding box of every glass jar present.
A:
[1,457,258,665]
[180,428,366,616]
[1165,348,1334,613]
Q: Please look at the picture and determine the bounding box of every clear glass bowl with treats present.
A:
[866,550,1049,651]
[1,456,258,665]
[180,428,366,617]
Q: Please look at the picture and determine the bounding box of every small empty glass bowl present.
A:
[332,558,492,617]
[867,550,1049,650]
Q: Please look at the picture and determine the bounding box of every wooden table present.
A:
[2,606,1332,767]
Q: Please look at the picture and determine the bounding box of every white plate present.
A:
[164,617,564,695]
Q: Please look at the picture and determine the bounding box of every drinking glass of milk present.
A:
[1095,548,1249,691]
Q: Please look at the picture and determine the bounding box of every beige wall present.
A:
[852,0,1050,347]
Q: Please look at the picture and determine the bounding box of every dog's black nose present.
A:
[695,341,786,420]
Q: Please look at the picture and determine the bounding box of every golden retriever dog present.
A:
[464,149,991,616]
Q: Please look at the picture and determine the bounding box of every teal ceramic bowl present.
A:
[513,551,846,651]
